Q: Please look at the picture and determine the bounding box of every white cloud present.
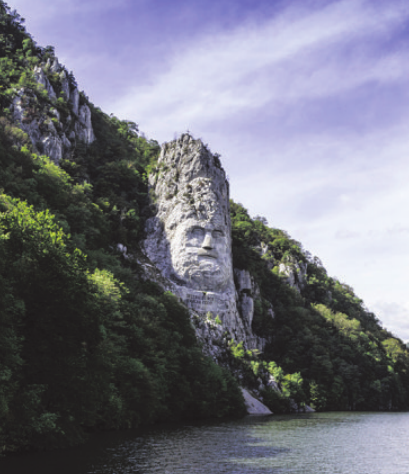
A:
[10,0,126,20]
[372,302,409,341]
[112,0,409,139]
[226,118,409,341]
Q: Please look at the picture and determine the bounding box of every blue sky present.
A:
[9,0,409,339]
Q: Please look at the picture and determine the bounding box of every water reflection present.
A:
[88,418,289,474]
[1,413,409,474]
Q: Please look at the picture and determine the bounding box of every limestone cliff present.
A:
[9,58,94,162]
[143,134,266,359]
[278,258,307,292]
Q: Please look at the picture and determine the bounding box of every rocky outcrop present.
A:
[33,66,57,101]
[241,388,273,415]
[234,268,274,348]
[10,59,94,163]
[234,268,257,330]
[75,104,94,143]
[143,134,264,358]
[279,259,307,292]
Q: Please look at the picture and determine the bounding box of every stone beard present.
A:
[166,213,232,292]
[144,135,235,295]
[144,135,261,352]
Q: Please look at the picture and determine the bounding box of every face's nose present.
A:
[201,231,214,250]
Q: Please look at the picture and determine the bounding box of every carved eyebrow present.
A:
[190,226,205,233]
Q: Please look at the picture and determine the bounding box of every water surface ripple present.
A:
[2,412,409,473]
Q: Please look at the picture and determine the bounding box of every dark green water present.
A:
[2,412,409,473]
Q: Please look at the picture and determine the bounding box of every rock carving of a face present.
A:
[146,135,233,293]
[168,214,231,292]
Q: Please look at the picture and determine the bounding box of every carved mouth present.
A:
[198,249,217,259]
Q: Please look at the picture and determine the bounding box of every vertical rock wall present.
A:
[10,59,94,163]
[143,134,265,358]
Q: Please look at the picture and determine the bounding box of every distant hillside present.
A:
[1,0,409,454]
[229,201,409,411]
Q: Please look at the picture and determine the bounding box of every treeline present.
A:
[230,201,409,412]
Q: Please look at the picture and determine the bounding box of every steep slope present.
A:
[0,6,93,163]
[141,136,409,413]
[1,0,409,454]
[0,2,245,453]
[229,202,409,411]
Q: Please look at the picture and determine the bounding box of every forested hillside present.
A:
[0,2,245,452]
[230,202,409,412]
[1,0,409,454]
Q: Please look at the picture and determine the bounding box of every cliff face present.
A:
[143,134,266,359]
[8,58,94,163]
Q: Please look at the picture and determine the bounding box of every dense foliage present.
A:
[0,2,245,453]
[1,0,409,454]
[230,201,409,412]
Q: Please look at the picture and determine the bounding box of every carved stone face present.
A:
[167,215,232,292]
[144,136,234,293]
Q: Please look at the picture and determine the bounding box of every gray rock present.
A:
[76,104,94,144]
[289,399,315,413]
[59,70,70,100]
[41,135,63,162]
[144,134,233,293]
[143,134,267,356]
[241,388,273,415]
[49,58,61,73]
[233,268,268,350]
[33,66,57,100]
[9,63,94,161]
[12,96,64,163]
[70,87,80,116]
[279,260,307,292]
[11,91,25,123]
[61,133,71,150]
[234,268,255,329]
[240,293,254,327]
[266,374,280,392]
[50,107,60,121]
[12,92,43,149]
[234,268,252,292]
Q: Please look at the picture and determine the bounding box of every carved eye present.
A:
[212,230,224,238]
[190,227,204,238]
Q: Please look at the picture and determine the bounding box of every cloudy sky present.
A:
[9,0,409,339]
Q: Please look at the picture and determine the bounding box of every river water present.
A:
[2,412,409,474]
